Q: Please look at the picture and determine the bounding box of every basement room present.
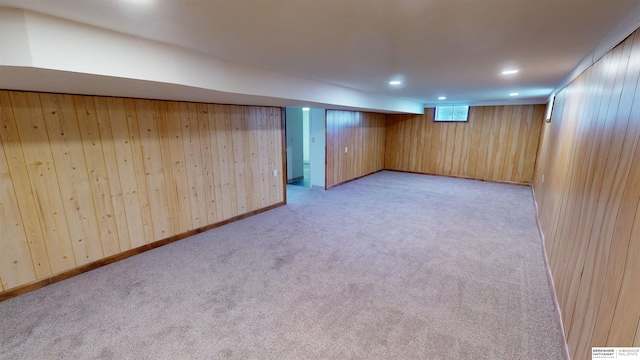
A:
[1,1,640,359]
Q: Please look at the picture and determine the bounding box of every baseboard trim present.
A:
[326,169,384,189]
[385,169,531,186]
[310,185,325,191]
[531,187,571,360]
[326,169,531,190]
[287,176,304,183]
[0,201,286,302]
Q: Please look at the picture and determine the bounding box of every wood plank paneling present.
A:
[196,103,217,224]
[154,100,182,236]
[0,90,284,295]
[41,93,105,266]
[271,108,284,203]
[163,101,193,232]
[205,105,224,222]
[0,123,36,289]
[385,105,544,184]
[10,91,77,274]
[326,111,386,188]
[75,96,122,257]
[533,29,640,359]
[254,107,269,208]
[181,101,207,228]
[94,97,132,253]
[231,106,248,215]
[212,104,233,220]
[108,97,147,249]
[0,91,52,279]
[124,98,155,245]
[135,99,173,240]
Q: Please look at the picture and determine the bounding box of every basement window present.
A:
[435,106,469,122]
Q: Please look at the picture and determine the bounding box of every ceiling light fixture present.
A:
[509,92,519,96]
[389,81,402,85]
[122,0,154,4]
[438,96,447,100]
[502,69,519,75]
[302,107,310,111]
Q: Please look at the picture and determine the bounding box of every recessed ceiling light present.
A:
[438,96,447,100]
[389,81,402,85]
[302,107,310,111]
[122,0,153,4]
[502,69,519,75]
[509,92,519,96]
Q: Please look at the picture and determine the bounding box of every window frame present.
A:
[434,105,470,122]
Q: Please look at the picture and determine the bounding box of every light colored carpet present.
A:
[0,171,564,359]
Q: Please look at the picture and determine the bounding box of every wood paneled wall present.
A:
[326,110,386,188]
[0,90,284,293]
[533,30,640,359]
[385,105,544,184]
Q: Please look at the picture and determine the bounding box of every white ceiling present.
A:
[2,0,640,109]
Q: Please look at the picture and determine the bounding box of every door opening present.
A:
[285,107,325,190]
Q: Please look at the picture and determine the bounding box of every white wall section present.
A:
[0,8,424,114]
[285,108,304,183]
[303,111,310,164]
[309,108,326,190]
[0,8,32,66]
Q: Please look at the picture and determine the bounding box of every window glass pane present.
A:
[452,106,469,120]
[435,106,453,121]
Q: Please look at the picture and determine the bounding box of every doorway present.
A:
[285,107,325,190]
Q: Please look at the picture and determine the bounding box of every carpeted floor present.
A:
[0,171,564,359]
